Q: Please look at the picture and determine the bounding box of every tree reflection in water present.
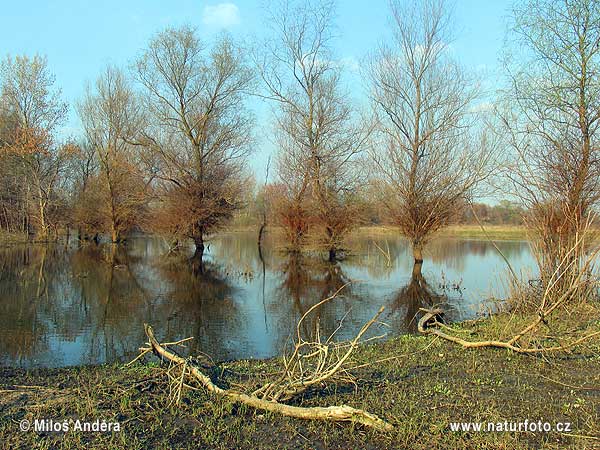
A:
[0,246,53,363]
[389,263,448,333]
[0,233,535,367]
[149,252,245,361]
[69,243,150,364]
[275,255,365,345]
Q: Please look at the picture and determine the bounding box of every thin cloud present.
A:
[202,3,241,28]
[338,56,360,72]
[470,101,493,113]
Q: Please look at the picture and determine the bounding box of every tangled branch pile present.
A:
[253,287,386,402]
[135,287,393,431]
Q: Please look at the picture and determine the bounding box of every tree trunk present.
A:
[258,223,266,249]
[193,234,205,260]
[412,243,424,277]
[326,226,336,262]
[36,183,49,242]
[412,260,423,278]
[190,235,206,275]
[328,247,336,262]
[111,223,122,243]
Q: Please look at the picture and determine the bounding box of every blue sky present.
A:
[0,0,514,176]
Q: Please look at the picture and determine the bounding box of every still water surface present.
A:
[0,232,536,367]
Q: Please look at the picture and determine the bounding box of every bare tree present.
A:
[366,0,494,276]
[78,66,148,243]
[0,54,70,240]
[0,109,25,233]
[66,140,99,241]
[135,26,254,259]
[257,155,271,252]
[259,0,370,261]
[500,0,600,301]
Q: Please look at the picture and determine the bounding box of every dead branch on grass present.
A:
[252,284,386,402]
[136,286,393,431]
[418,308,600,354]
[418,232,600,353]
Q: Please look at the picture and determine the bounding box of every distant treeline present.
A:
[0,0,597,276]
[459,202,524,226]
[232,181,525,228]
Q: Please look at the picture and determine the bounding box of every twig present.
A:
[536,374,599,391]
[126,347,151,366]
[560,433,600,441]
[372,241,392,267]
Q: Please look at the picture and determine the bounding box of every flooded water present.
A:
[0,232,536,368]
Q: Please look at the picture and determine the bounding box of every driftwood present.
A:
[142,325,394,431]
[418,226,600,353]
[418,308,600,353]
[252,285,387,402]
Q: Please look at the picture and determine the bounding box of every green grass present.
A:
[1,306,599,449]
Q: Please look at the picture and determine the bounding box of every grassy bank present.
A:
[0,230,28,245]
[438,225,527,240]
[1,310,599,449]
[357,225,527,241]
[0,224,527,247]
[227,224,528,243]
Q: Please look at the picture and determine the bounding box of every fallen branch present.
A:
[253,284,387,402]
[417,229,600,354]
[142,325,394,431]
[418,309,600,354]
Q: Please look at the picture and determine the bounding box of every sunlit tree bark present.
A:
[0,55,69,241]
[78,66,148,243]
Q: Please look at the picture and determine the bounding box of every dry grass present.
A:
[353,225,527,240]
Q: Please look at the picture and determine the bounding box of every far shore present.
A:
[229,224,529,241]
[0,224,529,246]
[354,224,527,241]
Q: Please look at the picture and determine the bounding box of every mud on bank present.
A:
[1,313,599,450]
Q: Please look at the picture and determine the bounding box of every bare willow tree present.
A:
[135,27,254,259]
[78,66,148,243]
[500,0,600,301]
[259,0,370,261]
[0,55,70,240]
[366,0,494,276]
